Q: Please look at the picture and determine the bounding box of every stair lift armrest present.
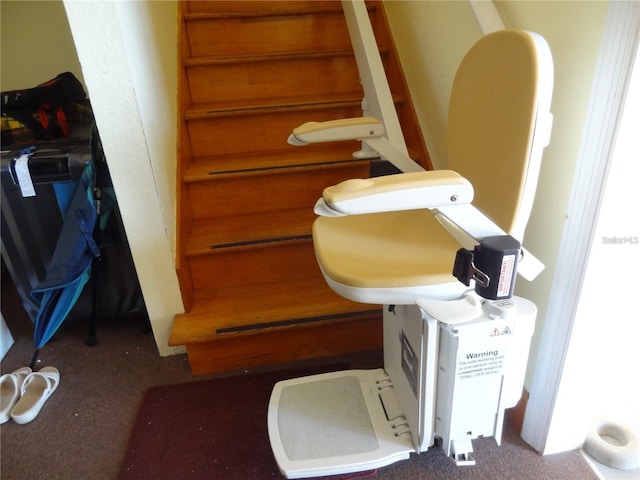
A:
[434,204,544,281]
[287,117,425,173]
[288,117,384,145]
[314,170,474,216]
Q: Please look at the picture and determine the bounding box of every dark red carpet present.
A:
[119,366,347,480]
[118,360,599,480]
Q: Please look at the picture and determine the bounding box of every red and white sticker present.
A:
[497,254,515,297]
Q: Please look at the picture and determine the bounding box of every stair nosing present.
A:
[186,234,313,258]
[215,309,381,335]
[185,49,359,67]
[169,309,381,346]
[184,95,364,120]
[184,158,371,182]
[209,234,311,250]
[183,6,347,22]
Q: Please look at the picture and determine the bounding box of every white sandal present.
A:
[11,367,60,425]
[0,367,32,424]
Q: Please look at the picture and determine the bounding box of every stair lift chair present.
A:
[268,30,554,478]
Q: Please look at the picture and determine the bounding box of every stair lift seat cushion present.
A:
[312,30,551,305]
[313,210,465,304]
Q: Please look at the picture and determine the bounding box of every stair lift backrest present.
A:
[447,30,553,241]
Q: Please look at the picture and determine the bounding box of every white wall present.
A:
[63,0,184,356]
[584,39,640,437]
[543,26,640,454]
[382,1,479,171]
[113,1,179,257]
[0,1,84,91]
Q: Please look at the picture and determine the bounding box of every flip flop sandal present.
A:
[0,367,32,424]
[11,367,60,425]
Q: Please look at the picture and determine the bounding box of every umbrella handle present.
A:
[28,349,40,370]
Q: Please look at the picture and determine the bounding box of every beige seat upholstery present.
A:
[312,30,553,304]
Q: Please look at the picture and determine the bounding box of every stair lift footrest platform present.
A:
[267,369,415,479]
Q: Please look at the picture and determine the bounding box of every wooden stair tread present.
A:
[169,278,380,345]
[185,92,366,120]
[186,207,316,256]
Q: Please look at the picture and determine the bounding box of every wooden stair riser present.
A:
[185,313,383,375]
[187,162,370,219]
[187,55,362,105]
[186,208,317,256]
[186,104,363,158]
[189,240,320,291]
[185,11,351,58]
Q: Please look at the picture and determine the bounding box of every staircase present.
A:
[169,0,431,374]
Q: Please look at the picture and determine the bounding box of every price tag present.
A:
[15,152,36,197]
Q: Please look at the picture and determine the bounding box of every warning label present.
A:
[457,350,505,381]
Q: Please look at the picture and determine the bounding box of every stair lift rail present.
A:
[341,0,423,173]
[469,0,506,35]
[341,0,508,172]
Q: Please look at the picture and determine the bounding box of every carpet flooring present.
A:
[119,367,599,480]
[119,366,347,480]
[1,270,599,480]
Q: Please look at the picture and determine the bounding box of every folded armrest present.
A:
[288,117,425,173]
[314,171,474,216]
[288,117,384,145]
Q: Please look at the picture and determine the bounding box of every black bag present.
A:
[1,72,89,146]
